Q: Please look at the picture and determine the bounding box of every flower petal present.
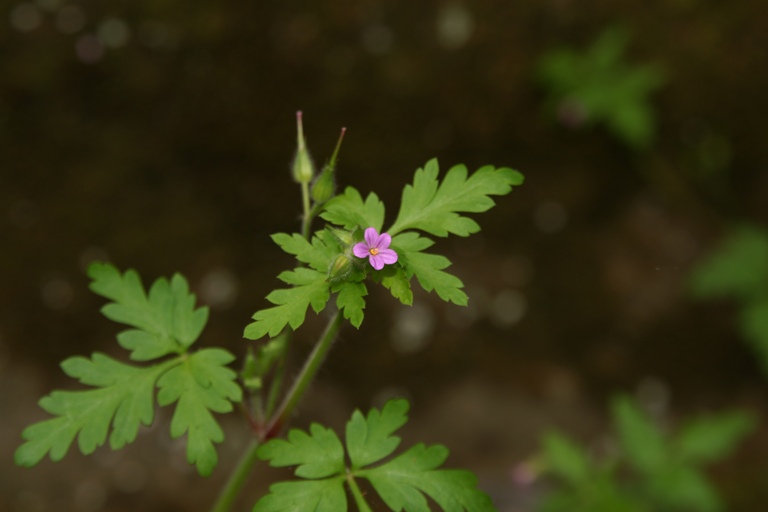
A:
[364,227,379,248]
[353,242,370,259]
[369,255,385,270]
[374,232,391,250]
[378,248,398,265]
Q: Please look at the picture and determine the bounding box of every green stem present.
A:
[209,437,262,512]
[266,310,344,437]
[346,472,373,512]
[264,355,285,419]
[300,182,312,239]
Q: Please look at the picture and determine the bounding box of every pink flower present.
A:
[353,227,398,270]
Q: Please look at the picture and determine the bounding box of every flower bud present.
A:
[310,127,345,204]
[311,167,335,204]
[327,253,352,282]
[292,111,315,183]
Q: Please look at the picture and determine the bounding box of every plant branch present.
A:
[347,472,373,512]
[266,310,344,438]
[208,437,262,512]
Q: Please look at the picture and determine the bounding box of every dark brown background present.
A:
[3,1,768,510]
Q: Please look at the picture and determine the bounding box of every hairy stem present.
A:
[300,181,312,239]
[266,310,344,437]
[209,437,262,512]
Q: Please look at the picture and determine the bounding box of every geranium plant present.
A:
[15,112,524,511]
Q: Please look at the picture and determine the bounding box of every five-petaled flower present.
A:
[353,227,398,270]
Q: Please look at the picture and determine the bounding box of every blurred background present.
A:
[3,1,768,511]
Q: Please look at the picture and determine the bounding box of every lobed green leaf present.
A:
[254,399,495,512]
[332,280,368,328]
[253,478,346,512]
[361,444,495,512]
[321,186,385,232]
[14,353,173,467]
[346,398,409,469]
[156,349,242,476]
[244,268,330,340]
[271,232,339,273]
[392,233,467,306]
[388,159,523,237]
[258,424,345,479]
[87,262,209,359]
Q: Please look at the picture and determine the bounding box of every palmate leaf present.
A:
[255,399,494,512]
[157,348,243,475]
[320,186,385,232]
[88,262,209,359]
[388,159,523,237]
[362,444,494,512]
[346,398,408,469]
[257,423,345,479]
[15,263,241,476]
[271,231,340,273]
[332,280,368,328]
[393,232,467,305]
[244,267,331,340]
[253,478,347,512]
[15,353,174,466]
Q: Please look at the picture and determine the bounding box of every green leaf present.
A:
[739,299,768,373]
[537,27,664,150]
[361,444,495,512]
[541,431,592,484]
[378,265,414,306]
[253,478,347,512]
[156,348,242,476]
[14,353,173,467]
[258,423,345,479]
[675,411,755,464]
[254,399,495,512]
[612,396,667,475]
[346,398,409,469]
[271,232,339,273]
[646,465,721,512]
[332,280,368,328]
[321,186,385,232]
[394,233,467,305]
[16,264,240,476]
[690,225,768,301]
[244,268,330,340]
[87,262,209,359]
[388,159,523,237]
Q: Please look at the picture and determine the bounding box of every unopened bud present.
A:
[310,127,346,203]
[328,253,352,282]
[311,167,335,204]
[292,111,315,183]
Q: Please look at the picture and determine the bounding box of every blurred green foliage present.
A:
[539,396,754,512]
[537,27,665,150]
[690,225,768,374]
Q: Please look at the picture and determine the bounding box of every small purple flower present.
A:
[353,227,398,270]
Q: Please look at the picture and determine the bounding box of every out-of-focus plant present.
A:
[537,27,665,150]
[690,224,768,374]
[534,396,753,512]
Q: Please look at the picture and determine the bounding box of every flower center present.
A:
[369,248,379,256]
